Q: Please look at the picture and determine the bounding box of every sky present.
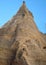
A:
[0,0,46,34]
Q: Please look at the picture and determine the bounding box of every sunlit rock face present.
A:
[0,2,46,65]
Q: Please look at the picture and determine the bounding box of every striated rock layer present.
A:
[0,2,46,65]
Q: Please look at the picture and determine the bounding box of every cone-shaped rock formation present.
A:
[0,2,46,65]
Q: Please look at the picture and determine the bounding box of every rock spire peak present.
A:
[23,1,25,4]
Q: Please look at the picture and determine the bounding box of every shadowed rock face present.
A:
[0,2,46,65]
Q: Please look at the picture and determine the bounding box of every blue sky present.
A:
[0,0,46,33]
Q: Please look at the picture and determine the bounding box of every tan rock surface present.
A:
[0,2,46,65]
